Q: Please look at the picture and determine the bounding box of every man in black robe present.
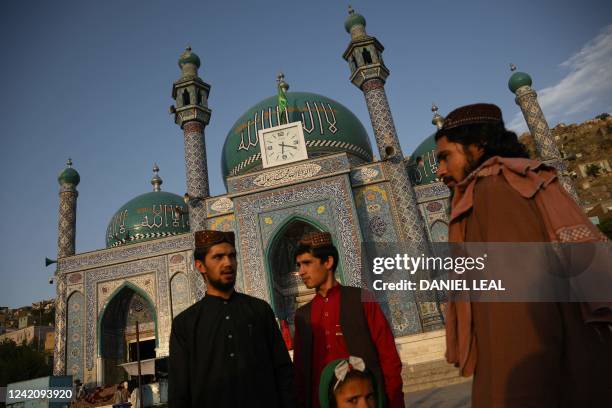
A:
[168,230,295,407]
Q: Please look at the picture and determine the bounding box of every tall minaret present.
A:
[508,65,580,201]
[54,158,80,375]
[342,7,442,332]
[57,158,80,258]
[171,47,212,232]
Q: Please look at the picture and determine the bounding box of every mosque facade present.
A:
[52,8,567,387]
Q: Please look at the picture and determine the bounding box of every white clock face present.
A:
[258,121,308,168]
[263,128,300,162]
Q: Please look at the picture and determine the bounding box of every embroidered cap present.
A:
[194,230,235,249]
[298,231,333,249]
[441,103,503,131]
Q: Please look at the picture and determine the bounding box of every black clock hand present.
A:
[279,142,297,149]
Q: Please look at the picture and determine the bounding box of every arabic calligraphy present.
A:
[253,163,322,187]
[237,101,338,152]
[210,197,233,213]
[140,204,187,229]
[106,204,189,241]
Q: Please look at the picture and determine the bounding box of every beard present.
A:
[205,271,236,292]
[465,151,483,176]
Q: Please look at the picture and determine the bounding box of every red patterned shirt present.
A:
[301,283,405,408]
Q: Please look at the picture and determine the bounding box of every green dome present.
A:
[58,167,80,186]
[406,133,439,186]
[508,71,532,93]
[345,11,366,33]
[178,47,201,69]
[106,191,189,248]
[222,91,374,180]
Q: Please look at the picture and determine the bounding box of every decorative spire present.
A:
[508,63,532,93]
[178,46,201,79]
[431,104,445,129]
[58,158,80,186]
[277,72,289,92]
[151,163,163,192]
[345,5,367,35]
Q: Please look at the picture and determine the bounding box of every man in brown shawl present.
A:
[435,103,612,407]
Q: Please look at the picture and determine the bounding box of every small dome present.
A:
[106,191,189,248]
[345,7,366,33]
[406,134,439,186]
[58,159,80,186]
[508,71,532,93]
[222,91,373,180]
[178,47,201,69]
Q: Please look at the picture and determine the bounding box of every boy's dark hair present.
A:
[295,244,339,273]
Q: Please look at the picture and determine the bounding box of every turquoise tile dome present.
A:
[221,91,373,180]
[178,47,201,69]
[105,191,189,248]
[508,71,533,93]
[345,10,366,33]
[58,167,80,186]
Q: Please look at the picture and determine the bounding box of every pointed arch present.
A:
[182,89,190,106]
[263,214,344,332]
[96,281,159,354]
[362,48,373,65]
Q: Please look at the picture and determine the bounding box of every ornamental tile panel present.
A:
[66,292,85,383]
[226,153,351,194]
[57,234,193,274]
[83,256,171,370]
[233,175,362,303]
[350,163,385,186]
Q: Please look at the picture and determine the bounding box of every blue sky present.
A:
[0,0,610,308]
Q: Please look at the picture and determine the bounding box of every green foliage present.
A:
[0,339,52,387]
[595,113,610,120]
[585,163,601,178]
[598,217,612,240]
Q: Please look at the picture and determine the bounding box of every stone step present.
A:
[402,359,471,392]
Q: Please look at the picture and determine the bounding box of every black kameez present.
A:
[168,292,295,407]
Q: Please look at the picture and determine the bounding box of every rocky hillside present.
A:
[519,114,612,212]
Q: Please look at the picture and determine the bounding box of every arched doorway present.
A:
[99,285,157,385]
[267,219,323,334]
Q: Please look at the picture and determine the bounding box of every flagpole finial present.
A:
[277,72,289,92]
[431,103,445,129]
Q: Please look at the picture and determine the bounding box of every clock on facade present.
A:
[258,121,308,168]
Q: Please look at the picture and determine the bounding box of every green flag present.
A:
[278,82,287,116]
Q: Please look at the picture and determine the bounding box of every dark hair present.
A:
[295,244,339,273]
[435,122,529,165]
[193,239,235,262]
[328,369,376,408]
